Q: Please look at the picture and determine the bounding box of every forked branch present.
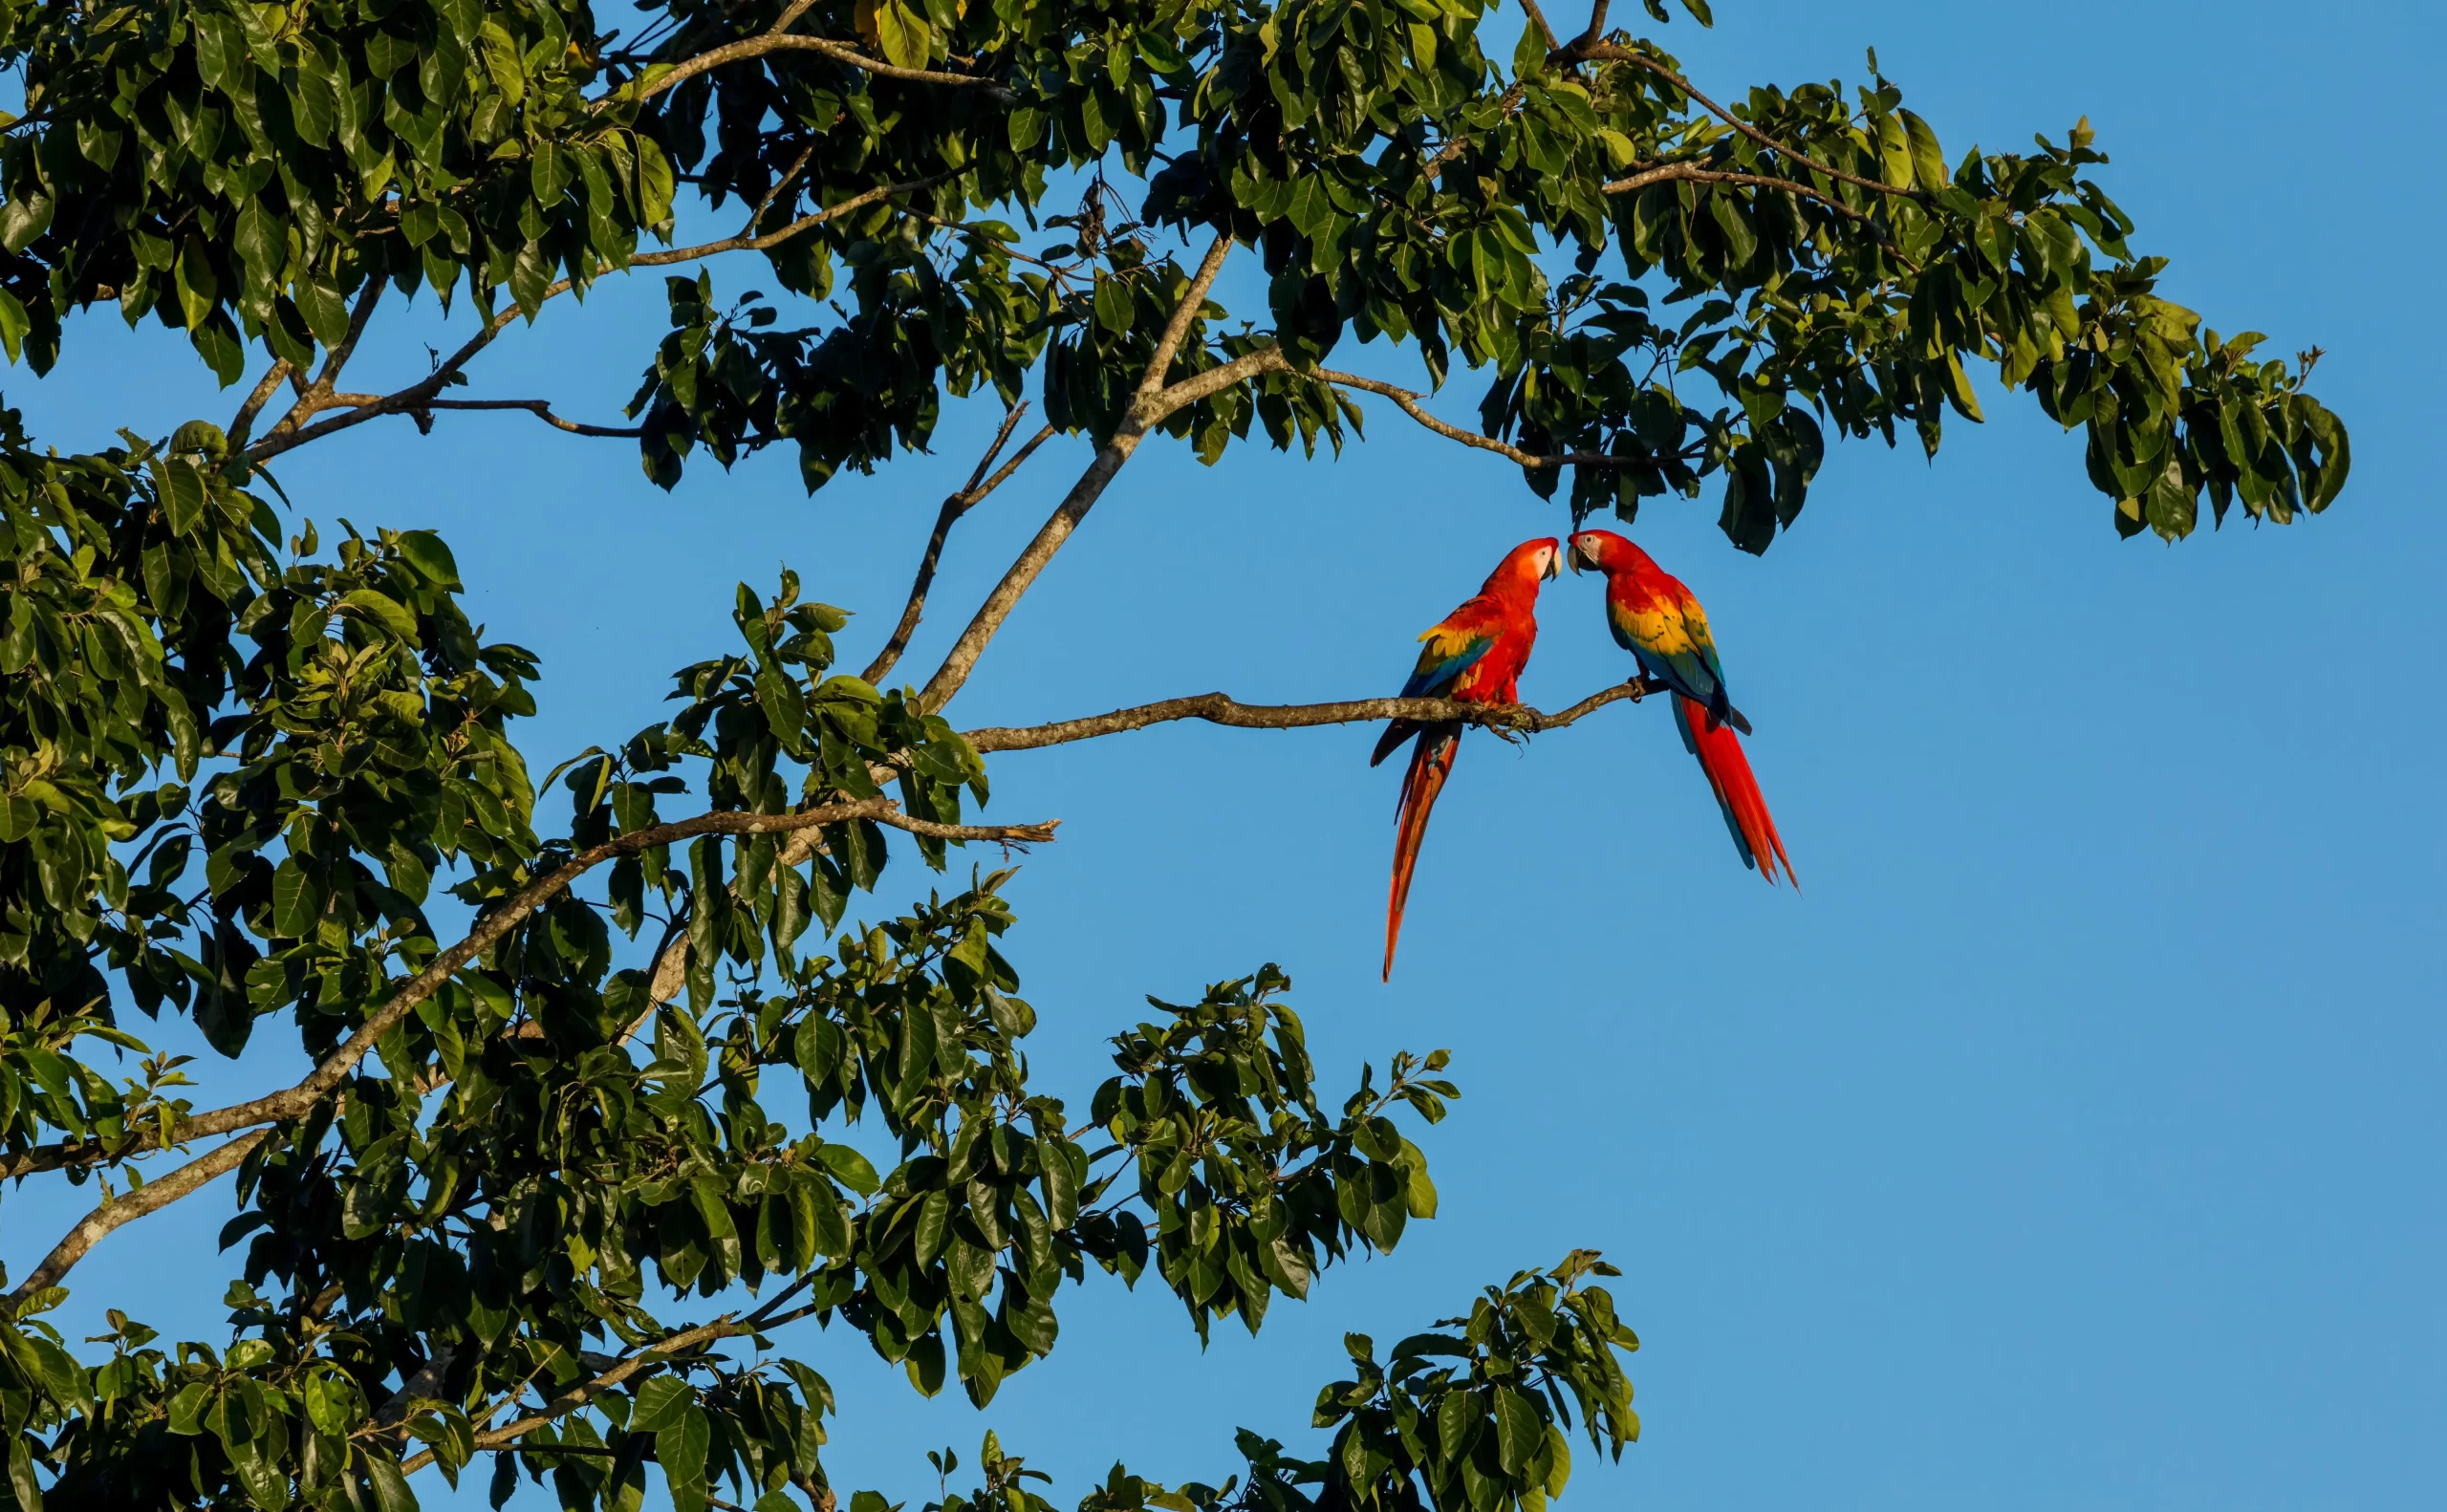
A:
[862,404,1061,687]
[912,230,1237,714]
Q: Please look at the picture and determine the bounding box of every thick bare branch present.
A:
[1153,343,1290,415]
[227,359,293,448]
[913,232,1236,714]
[7,1129,271,1310]
[1137,232,1239,403]
[0,801,1054,1189]
[963,678,1668,753]
[1572,0,1611,52]
[862,405,1059,688]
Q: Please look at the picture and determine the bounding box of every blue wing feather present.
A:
[1400,625,1495,699]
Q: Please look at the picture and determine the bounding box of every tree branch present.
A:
[1304,365,1695,470]
[258,275,389,445]
[633,33,1014,104]
[1599,160,1920,270]
[912,231,1236,714]
[414,400,644,439]
[1572,0,1611,53]
[1570,43,1923,205]
[1601,160,1874,227]
[401,1267,825,1474]
[861,404,1058,688]
[962,679,1667,753]
[1152,342,1289,415]
[747,142,820,235]
[401,1309,744,1473]
[243,172,960,464]
[227,359,293,449]
[0,802,1055,1191]
[6,1129,271,1310]
[1516,0,1565,53]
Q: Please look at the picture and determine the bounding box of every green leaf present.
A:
[0,288,27,364]
[1875,113,1915,189]
[8,1435,39,1512]
[395,530,461,589]
[293,279,350,350]
[271,858,322,939]
[1494,1386,1541,1473]
[815,1143,879,1196]
[362,1454,417,1512]
[660,1403,713,1512]
[1901,111,1948,193]
[338,589,421,642]
[873,1,932,69]
[161,459,208,535]
[630,1375,695,1433]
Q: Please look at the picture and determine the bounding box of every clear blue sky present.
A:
[8,2,2439,1508]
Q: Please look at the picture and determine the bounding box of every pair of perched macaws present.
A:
[1375,531,1795,981]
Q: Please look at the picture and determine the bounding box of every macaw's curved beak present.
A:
[1543,550,1562,581]
[1565,541,1590,575]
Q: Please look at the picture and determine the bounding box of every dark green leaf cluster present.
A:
[0,0,666,380]
[1087,967,1454,1340]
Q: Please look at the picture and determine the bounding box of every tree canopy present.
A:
[0,0,2345,1507]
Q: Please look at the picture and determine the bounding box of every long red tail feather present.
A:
[1676,696,1796,887]
[1384,727,1460,980]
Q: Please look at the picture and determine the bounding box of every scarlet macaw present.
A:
[1567,529,1796,885]
[1375,537,1562,980]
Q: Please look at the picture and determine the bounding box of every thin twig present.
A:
[747,142,819,233]
[1307,365,1694,470]
[1601,160,1873,227]
[414,400,644,438]
[961,679,1666,753]
[245,172,961,464]
[861,405,1057,687]
[1571,43,1924,205]
[402,1268,829,1474]
[632,33,1014,104]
